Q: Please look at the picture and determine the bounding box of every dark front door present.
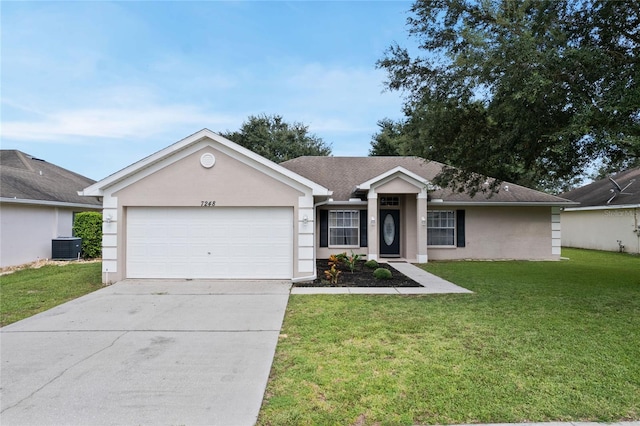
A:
[379,210,400,257]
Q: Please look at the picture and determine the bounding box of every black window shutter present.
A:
[359,210,368,247]
[456,209,466,247]
[320,210,328,247]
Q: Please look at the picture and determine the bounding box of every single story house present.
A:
[80,129,576,283]
[0,150,102,268]
[560,168,639,254]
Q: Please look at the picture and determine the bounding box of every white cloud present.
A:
[0,103,240,142]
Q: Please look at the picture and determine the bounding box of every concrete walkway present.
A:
[1,280,291,426]
[291,262,472,295]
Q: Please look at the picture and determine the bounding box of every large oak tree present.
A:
[221,114,331,163]
[377,0,640,194]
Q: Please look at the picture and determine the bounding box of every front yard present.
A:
[258,248,640,425]
[0,262,102,327]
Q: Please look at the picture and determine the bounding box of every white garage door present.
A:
[126,207,293,279]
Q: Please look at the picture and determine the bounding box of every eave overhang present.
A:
[563,203,640,212]
[356,166,429,192]
[0,197,102,209]
[429,201,580,207]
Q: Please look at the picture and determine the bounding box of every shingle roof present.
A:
[0,150,101,206]
[559,168,640,207]
[281,156,573,204]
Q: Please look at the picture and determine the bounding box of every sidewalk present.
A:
[290,262,472,295]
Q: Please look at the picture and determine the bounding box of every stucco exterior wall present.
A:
[428,206,556,260]
[376,178,421,194]
[316,194,426,262]
[114,147,303,207]
[0,203,94,267]
[561,208,640,254]
[102,145,310,282]
[315,206,367,260]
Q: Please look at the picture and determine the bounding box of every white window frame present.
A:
[427,210,456,246]
[328,210,360,247]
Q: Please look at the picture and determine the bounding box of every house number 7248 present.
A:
[201,201,216,207]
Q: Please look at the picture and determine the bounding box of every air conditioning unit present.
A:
[52,237,82,260]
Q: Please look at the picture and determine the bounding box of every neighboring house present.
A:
[0,150,102,268]
[560,168,640,254]
[80,129,575,283]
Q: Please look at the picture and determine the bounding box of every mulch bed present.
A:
[293,259,422,287]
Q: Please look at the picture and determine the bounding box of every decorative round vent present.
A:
[200,153,216,168]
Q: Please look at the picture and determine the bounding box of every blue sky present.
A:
[2,1,415,181]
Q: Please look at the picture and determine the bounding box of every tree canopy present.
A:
[221,114,331,163]
[377,0,640,194]
[369,119,408,156]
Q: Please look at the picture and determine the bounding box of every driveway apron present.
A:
[1,280,291,426]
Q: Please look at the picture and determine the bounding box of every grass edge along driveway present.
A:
[258,249,640,425]
[0,262,103,327]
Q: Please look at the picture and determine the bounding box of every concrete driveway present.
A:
[1,280,291,426]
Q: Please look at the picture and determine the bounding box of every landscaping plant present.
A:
[323,264,341,285]
[373,267,392,280]
[343,251,362,273]
[72,212,102,259]
[364,259,379,269]
[327,254,342,268]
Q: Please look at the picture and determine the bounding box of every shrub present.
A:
[335,252,348,262]
[364,260,379,269]
[324,264,341,284]
[73,212,102,259]
[373,267,392,280]
[328,254,342,268]
[343,251,362,273]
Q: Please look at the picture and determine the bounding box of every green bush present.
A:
[373,267,392,280]
[73,212,102,259]
[364,260,379,269]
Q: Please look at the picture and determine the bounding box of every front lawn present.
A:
[0,262,103,327]
[258,248,640,425]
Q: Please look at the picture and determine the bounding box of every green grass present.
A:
[0,262,103,327]
[258,249,640,425]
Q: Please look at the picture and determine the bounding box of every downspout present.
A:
[291,197,332,283]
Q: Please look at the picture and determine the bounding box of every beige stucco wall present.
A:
[316,193,425,262]
[315,206,367,260]
[561,208,640,254]
[316,204,556,263]
[401,195,419,260]
[114,147,303,207]
[376,177,421,194]
[0,203,96,267]
[427,206,556,260]
[103,146,310,282]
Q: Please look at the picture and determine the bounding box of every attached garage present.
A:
[126,207,293,279]
[79,130,331,284]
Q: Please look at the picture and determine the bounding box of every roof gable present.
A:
[80,129,331,197]
[356,166,429,191]
[0,150,100,206]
